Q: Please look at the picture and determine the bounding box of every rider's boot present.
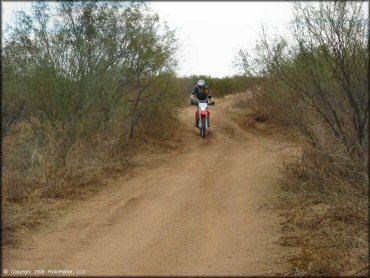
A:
[207,118,210,127]
[195,112,199,127]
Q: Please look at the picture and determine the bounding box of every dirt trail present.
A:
[3,96,289,276]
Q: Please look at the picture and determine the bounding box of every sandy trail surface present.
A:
[3,96,289,276]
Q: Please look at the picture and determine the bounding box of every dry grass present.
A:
[2,115,180,247]
[277,150,368,276]
[229,91,369,276]
[228,90,292,140]
[2,135,128,245]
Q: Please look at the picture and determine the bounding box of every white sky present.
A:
[2,1,368,78]
[149,1,294,77]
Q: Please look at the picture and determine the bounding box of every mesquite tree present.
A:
[2,1,179,160]
[121,12,178,139]
[237,1,368,167]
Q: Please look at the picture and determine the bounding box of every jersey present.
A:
[192,85,212,101]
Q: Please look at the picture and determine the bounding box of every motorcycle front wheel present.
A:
[201,118,206,138]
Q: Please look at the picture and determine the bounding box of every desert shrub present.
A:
[2,1,181,244]
[236,1,368,275]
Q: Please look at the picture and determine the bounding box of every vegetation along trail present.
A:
[3,96,291,276]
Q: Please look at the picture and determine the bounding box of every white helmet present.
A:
[197,79,205,88]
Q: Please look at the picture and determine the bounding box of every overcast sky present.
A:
[2,1,368,77]
[149,1,294,77]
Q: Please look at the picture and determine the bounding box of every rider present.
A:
[192,79,214,128]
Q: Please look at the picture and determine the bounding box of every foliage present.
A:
[178,75,259,99]
[237,1,368,179]
[236,1,368,275]
[1,1,180,202]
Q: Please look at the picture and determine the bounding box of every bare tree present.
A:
[238,1,368,159]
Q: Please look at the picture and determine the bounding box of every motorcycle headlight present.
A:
[200,107,206,111]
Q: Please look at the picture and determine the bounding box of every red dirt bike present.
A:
[191,98,215,138]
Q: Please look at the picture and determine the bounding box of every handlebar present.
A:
[191,101,215,106]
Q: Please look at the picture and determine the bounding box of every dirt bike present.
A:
[192,99,215,138]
